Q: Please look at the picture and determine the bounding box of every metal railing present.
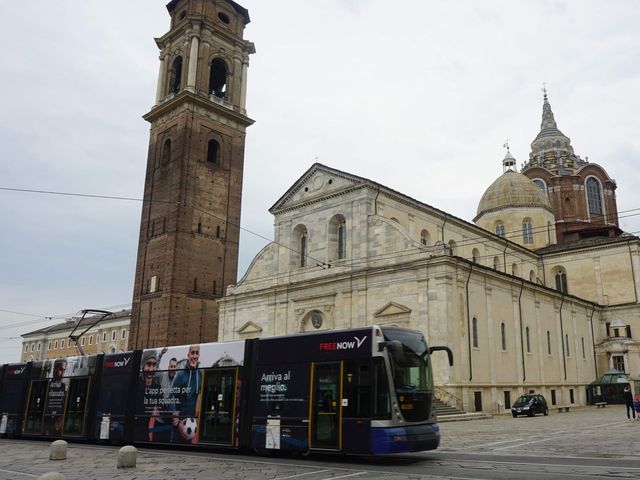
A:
[434,386,463,412]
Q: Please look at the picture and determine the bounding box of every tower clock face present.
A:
[311,312,323,329]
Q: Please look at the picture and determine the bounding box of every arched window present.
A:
[162,139,171,165]
[547,330,552,355]
[522,218,533,244]
[209,58,227,98]
[554,267,568,294]
[329,214,346,261]
[565,334,570,356]
[586,177,603,215]
[493,256,500,271]
[300,234,307,267]
[472,317,478,348]
[448,240,457,256]
[420,229,430,246]
[472,248,480,263]
[511,263,518,276]
[207,139,220,165]
[338,221,346,259]
[293,225,308,268]
[525,326,531,353]
[495,221,505,238]
[529,270,536,282]
[532,178,547,196]
[169,56,183,94]
[501,322,506,350]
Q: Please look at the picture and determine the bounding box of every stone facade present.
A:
[21,310,131,361]
[219,164,640,413]
[129,0,255,350]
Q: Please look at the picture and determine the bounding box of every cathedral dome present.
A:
[474,170,551,221]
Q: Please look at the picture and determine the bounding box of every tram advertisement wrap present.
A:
[0,363,30,434]
[252,363,310,450]
[95,353,135,442]
[134,341,245,444]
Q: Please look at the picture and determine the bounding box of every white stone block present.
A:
[49,440,67,461]
[117,445,137,469]
[39,473,64,480]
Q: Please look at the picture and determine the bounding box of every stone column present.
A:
[232,56,243,106]
[155,54,167,104]
[186,33,200,91]
[240,59,249,114]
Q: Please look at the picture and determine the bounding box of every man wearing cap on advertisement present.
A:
[171,345,203,443]
[135,349,172,442]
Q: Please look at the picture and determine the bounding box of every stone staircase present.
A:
[434,397,466,416]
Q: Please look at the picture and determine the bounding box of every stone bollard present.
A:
[49,440,68,461]
[38,473,65,480]
[117,445,137,469]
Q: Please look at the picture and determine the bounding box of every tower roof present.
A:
[166,0,251,24]
[533,90,566,140]
[530,90,572,153]
[524,89,584,175]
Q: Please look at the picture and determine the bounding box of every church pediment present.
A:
[269,163,368,213]
[374,302,412,317]
[236,321,263,334]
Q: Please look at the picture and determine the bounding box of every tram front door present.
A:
[310,362,342,450]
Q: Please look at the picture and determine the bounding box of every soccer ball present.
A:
[180,417,198,440]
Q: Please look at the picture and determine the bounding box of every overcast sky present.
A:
[1,1,639,364]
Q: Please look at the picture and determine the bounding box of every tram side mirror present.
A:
[378,340,404,364]
[429,346,454,366]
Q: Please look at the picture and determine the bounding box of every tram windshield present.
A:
[381,327,432,422]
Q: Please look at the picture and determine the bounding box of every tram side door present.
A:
[63,378,90,436]
[200,368,237,445]
[24,380,48,434]
[310,362,342,450]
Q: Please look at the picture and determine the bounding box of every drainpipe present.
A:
[503,242,508,273]
[441,214,448,244]
[628,242,638,303]
[465,263,473,381]
[541,256,546,286]
[374,187,381,216]
[559,294,567,380]
[518,278,526,382]
[589,304,597,379]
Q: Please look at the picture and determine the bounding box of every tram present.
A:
[0,325,453,455]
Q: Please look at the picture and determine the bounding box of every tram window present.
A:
[373,358,391,419]
[343,360,371,418]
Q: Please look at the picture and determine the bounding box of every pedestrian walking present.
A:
[634,394,640,421]
[623,385,634,420]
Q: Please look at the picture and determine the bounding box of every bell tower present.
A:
[129,0,255,350]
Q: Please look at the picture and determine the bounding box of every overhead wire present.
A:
[2,186,640,272]
[1,186,640,329]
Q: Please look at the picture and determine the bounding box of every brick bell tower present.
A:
[129,0,255,350]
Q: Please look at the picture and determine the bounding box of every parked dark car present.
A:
[511,394,548,417]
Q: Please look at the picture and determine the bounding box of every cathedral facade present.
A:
[218,94,640,414]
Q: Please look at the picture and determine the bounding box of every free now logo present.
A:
[319,336,367,351]
[104,357,131,369]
